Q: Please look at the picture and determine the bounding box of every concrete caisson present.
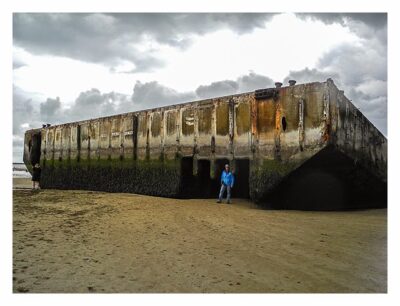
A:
[23,79,387,209]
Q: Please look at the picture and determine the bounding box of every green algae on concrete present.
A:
[40,157,181,197]
[249,158,298,204]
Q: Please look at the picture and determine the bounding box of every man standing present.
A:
[217,164,235,204]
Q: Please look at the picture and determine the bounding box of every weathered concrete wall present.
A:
[327,80,387,182]
[23,79,387,209]
[259,79,387,209]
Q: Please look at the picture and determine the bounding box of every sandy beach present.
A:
[13,178,387,293]
[13,177,33,189]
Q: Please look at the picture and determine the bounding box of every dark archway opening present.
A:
[180,156,196,197]
[197,159,212,198]
[180,157,251,200]
[233,159,250,198]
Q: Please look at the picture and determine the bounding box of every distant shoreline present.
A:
[13,163,31,178]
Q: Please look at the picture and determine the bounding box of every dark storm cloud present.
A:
[284,68,340,85]
[38,89,136,124]
[13,13,166,72]
[316,43,387,86]
[296,13,386,28]
[67,89,134,121]
[130,72,275,104]
[195,72,274,99]
[236,73,275,92]
[132,81,196,107]
[296,13,387,42]
[109,13,275,47]
[13,13,276,72]
[196,80,239,99]
[40,97,62,122]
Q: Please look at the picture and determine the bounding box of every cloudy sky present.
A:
[13,13,387,162]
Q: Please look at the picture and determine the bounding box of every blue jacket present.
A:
[221,170,235,187]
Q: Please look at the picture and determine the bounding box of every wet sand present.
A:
[13,177,33,189]
[13,179,387,293]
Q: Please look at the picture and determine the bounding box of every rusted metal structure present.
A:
[23,79,387,209]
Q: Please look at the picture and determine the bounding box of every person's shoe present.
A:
[216,200,221,203]
[227,200,231,204]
